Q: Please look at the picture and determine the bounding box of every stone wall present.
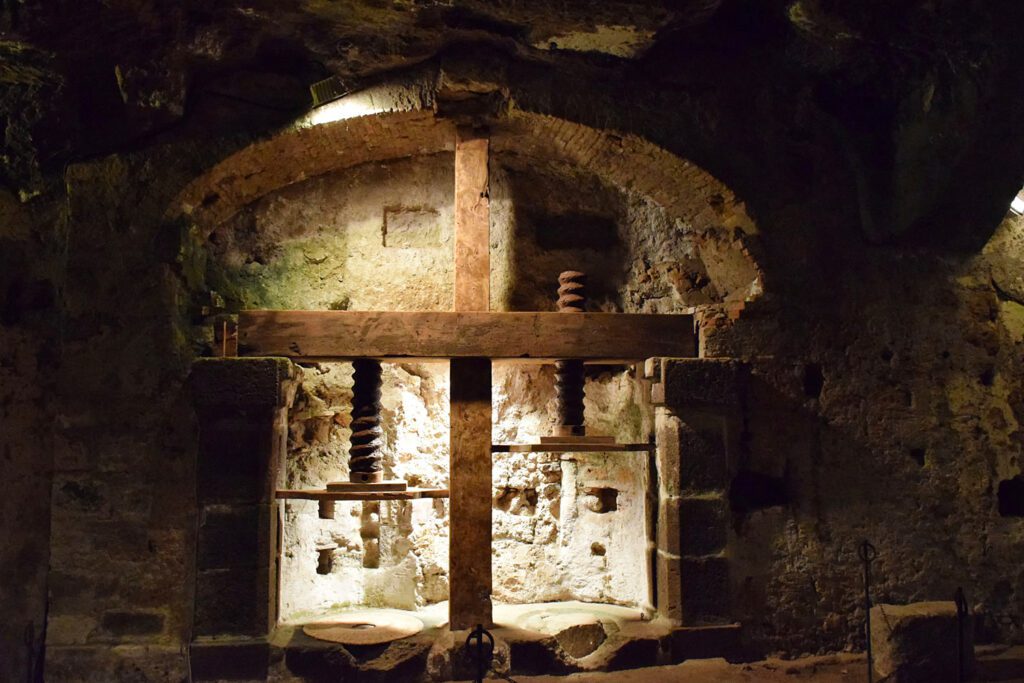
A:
[42,150,203,678]
[672,214,1024,654]
[2,51,1022,682]
[0,188,59,683]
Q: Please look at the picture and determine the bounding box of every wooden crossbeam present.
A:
[275,488,450,501]
[237,310,695,362]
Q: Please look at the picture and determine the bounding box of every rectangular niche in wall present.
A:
[383,207,442,248]
[279,361,451,622]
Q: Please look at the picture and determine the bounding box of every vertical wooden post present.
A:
[450,357,492,628]
[450,126,493,629]
[454,127,490,311]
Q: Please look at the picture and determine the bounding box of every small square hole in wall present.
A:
[382,207,441,248]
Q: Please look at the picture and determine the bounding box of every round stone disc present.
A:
[302,611,424,645]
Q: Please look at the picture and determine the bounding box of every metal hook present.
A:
[857,539,878,563]
[466,624,495,683]
[858,540,877,683]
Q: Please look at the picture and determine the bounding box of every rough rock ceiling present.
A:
[3,0,1024,249]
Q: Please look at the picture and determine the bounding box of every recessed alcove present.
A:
[197,140,758,620]
[177,88,762,677]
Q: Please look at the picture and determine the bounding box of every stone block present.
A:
[667,623,747,663]
[679,496,728,556]
[196,412,277,504]
[870,601,974,683]
[655,410,682,495]
[658,411,731,495]
[285,638,433,682]
[659,493,730,560]
[194,567,271,637]
[506,637,574,676]
[189,637,268,681]
[196,504,269,570]
[657,497,681,556]
[656,550,683,623]
[189,357,295,409]
[99,610,165,637]
[45,644,186,682]
[679,419,730,493]
[605,635,660,671]
[663,359,748,413]
[427,628,511,682]
[555,622,607,659]
[681,555,731,625]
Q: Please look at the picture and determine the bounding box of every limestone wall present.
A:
[200,152,752,619]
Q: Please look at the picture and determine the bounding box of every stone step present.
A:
[667,623,748,664]
[976,644,1024,681]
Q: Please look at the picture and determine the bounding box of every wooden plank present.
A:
[454,127,489,312]
[238,311,695,361]
[276,488,449,501]
[449,357,492,629]
[450,128,493,630]
[539,435,617,445]
[492,443,654,453]
[325,480,407,492]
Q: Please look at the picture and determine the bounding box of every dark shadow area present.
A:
[997,476,1024,517]
[729,470,789,514]
[802,363,824,399]
[499,158,629,312]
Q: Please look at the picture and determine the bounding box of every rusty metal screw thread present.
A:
[349,359,384,481]
[557,271,587,313]
[555,271,587,436]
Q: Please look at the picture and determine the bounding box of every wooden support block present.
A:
[275,488,449,501]
[455,127,489,312]
[492,443,654,453]
[325,481,408,492]
[540,435,616,445]
[449,357,493,629]
[238,311,695,361]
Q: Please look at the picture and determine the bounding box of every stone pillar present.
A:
[654,359,745,626]
[188,357,296,679]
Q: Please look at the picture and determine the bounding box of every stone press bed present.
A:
[256,601,747,681]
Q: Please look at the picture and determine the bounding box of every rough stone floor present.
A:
[486,655,867,682]
[471,647,1024,682]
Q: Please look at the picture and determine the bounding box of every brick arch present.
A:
[169,83,755,237]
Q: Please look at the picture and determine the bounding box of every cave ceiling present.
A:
[3,0,1024,250]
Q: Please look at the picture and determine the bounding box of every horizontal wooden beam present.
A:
[492,443,654,453]
[238,310,695,361]
[276,488,449,501]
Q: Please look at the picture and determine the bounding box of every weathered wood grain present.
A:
[491,443,654,453]
[238,310,695,361]
[275,488,449,501]
[454,127,490,312]
[449,357,493,629]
